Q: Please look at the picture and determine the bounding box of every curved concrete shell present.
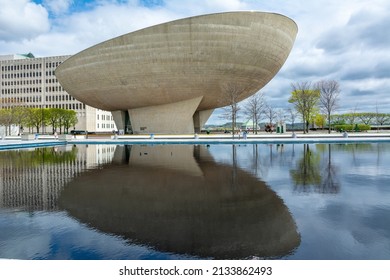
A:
[59,145,300,259]
[55,11,297,134]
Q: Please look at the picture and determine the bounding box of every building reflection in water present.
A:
[0,145,116,211]
[58,144,300,259]
[2,142,389,260]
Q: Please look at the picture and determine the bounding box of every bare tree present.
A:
[220,82,246,137]
[286,107,299,131]
[289,81,320,133]
[315,80,340,133]
[375,102,390,132]
[244,91,265,134]
[346,103,360,125]
[263,103,277,132]
[275,108,287,124]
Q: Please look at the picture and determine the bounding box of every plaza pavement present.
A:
[1,131,390,150]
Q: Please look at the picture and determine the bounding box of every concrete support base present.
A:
[112,110,131,134]
[128,96,203,134]
[193,109,214,133]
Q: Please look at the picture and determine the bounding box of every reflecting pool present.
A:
[1,143,390,259]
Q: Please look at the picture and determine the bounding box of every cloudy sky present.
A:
[1,0,389,123]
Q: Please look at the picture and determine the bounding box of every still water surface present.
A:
[0,143,389,259]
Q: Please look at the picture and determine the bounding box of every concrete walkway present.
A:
[0,139,67,150]
[1,132,390,150]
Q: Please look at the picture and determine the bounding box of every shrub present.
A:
[356,124,370,131]
[334,124,371,132]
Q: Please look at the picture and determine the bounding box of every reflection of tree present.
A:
[231,144,238,190]
[0,146,80,211]
[291,144,341,194]
[318,144,340,194]
[290,144,321,192]
[247,144,295,179]
[331,143,388,168]
[0,146,78,167]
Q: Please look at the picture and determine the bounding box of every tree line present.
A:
[220,79,390,134]
[0,107,78,136]
[332,112,390,126]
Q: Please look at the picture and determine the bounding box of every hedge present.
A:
[334,124,371,132]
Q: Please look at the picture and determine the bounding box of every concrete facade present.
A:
[56,11,298,134]
[0,54,116,134]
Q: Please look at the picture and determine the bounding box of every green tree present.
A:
[289,82,320,133]
[0,109,13,136]
[376,113,390,126]
[357,112,376,125]
[62,110,78,133]
[47,108,63,134]
[12,106,29,134]
[314,114,326,129]
[27,108,48,134]
[331,114,346,125]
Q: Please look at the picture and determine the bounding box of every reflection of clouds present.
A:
[290,202,390,259]
[209,143,390,259]
[0,211,54,259]
[280,174,390,258]
[346,166,390,178]
[0,210,195,260]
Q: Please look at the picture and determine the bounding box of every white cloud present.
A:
[1,0,390,116]
[0,0,50,42]
[43,0,73,15]
[164,0,248,15]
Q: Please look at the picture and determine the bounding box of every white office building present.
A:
[0,53,116,134]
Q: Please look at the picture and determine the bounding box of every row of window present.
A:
[0,103,85,110]
[97,115,113,121]
[3,96,49,103]
[46,62,62,68]
[46,95,75,102]
[2,72,43,79]
[2,88,42,94]
[1,95,78,104]
[0,70,56,79]
[1,64,42,71]
[46,86,64,92]
[2,79,42,86]
[46,78,58,84]
[45,103,85,110]
[1,86,65,94]
[1,61,62,72]
[97,123,115,129]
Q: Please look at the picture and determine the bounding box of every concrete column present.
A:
[193,109,214,133]
[112,110,127,133]
[128,96,203,134]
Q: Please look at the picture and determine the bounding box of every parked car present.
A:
[70,130,88,135]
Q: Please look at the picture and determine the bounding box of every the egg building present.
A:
[55,11,297,134]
